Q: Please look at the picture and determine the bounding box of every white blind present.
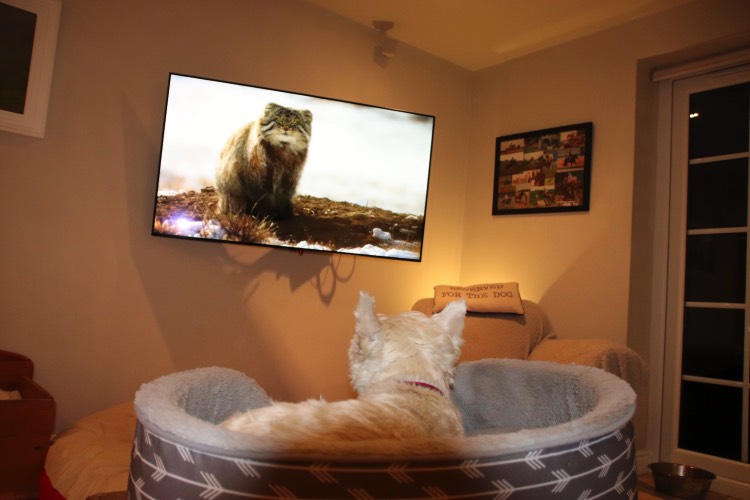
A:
[652,47,750,82]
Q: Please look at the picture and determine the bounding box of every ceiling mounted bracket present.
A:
[373,20,398,59]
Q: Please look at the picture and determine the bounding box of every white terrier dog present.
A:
[220,291,467,446]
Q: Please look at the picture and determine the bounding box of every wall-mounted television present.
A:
[151,73,435,262]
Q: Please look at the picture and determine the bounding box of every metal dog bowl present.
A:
[648,462,716,500]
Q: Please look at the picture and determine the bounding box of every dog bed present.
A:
[128,359,637,499]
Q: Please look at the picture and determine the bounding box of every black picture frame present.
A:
[492,122,592,215]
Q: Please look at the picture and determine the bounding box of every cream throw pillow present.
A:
[433,282,524,314]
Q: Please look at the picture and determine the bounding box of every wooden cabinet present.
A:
[0,351,55,499]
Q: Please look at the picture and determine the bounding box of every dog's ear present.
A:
[432,299,467,340]
[354,291,380,339]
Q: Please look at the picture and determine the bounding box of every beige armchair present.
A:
[414,298,640,370]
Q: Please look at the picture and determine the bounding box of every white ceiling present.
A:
[303,0,698,71]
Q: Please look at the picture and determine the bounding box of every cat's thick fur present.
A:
[220,292,467,448]
[215,103,312,220]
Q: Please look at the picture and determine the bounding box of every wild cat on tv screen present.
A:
[151,73,435,262]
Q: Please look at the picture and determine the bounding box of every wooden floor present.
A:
[638,474,741,500]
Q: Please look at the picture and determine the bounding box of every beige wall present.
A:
[1,0,749,438]
[0,0,471,431]
[464,0,750,348]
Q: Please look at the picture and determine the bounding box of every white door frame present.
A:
[654,62,750,498]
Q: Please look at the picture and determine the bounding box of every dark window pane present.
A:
[689,83,750,159]
[687,159,748,229]
[0,3,37,114]
[685,233,747,303]
[679,381,742,461]
[683,307,744,380]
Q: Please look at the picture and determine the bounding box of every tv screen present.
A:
[151,73,435,262]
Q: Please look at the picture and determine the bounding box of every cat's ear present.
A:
[301,110,312,123]
[264,103,280,113]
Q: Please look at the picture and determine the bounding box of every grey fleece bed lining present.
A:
[133,358,635,458]
[128,359,638,498]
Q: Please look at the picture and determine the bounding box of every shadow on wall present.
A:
[538,233,648,450]
[538,231,626,342]
[221,244,357,305]
[120,96,356,398]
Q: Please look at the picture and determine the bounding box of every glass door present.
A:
[663,66,750,491]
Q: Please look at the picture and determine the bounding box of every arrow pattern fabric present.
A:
[128,420,637,499]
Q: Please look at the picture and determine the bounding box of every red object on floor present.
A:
[39,469,65,500]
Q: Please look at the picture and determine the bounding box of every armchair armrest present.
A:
[528,338,646,388]
[529,338,648,448]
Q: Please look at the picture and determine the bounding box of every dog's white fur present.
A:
[220,292,467,446]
